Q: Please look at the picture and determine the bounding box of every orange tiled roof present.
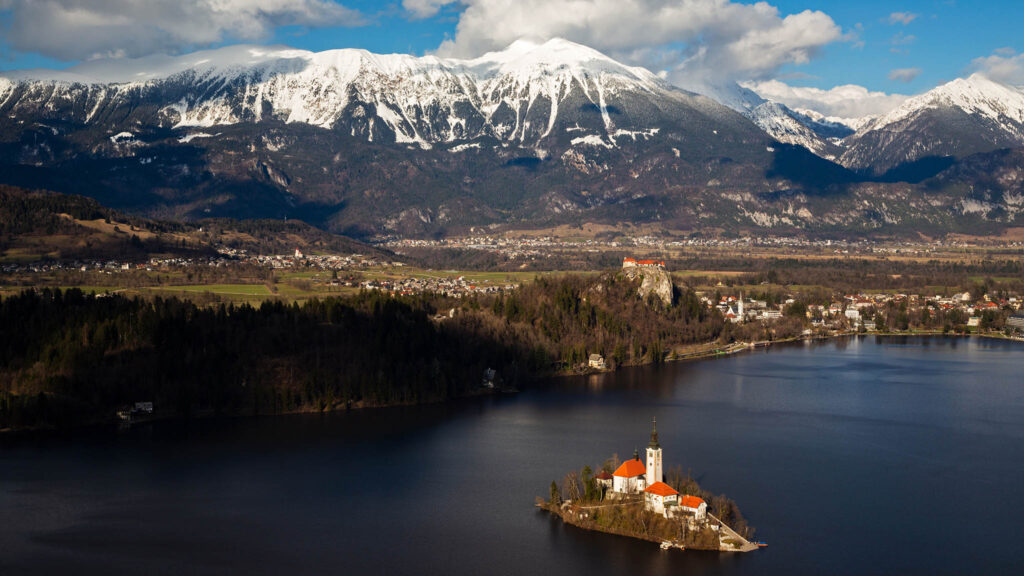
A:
[612,459,646,478]
[680,495,705,509]
[644,481,679,497]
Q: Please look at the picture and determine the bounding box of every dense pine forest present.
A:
[0,289,545,430]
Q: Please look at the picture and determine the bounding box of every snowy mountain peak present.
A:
[865,73,1024,132]
[473,38,613,67]
[465,38,662,89]
[840,73,1024,173]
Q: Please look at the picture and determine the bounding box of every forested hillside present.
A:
[0,271,736,430]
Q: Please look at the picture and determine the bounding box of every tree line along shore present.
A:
[2,263,1022,431]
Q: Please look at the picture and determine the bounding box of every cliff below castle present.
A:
[622,262,674,307]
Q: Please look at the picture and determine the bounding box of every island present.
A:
[539,419,760,552]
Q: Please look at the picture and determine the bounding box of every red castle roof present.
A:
[623,257,666,267]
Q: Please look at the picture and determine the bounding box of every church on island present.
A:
[611,419,707,520]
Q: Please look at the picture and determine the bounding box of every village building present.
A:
[588,354,607,370]
[1008,312,1024,332]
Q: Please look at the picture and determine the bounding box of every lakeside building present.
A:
[1008,313,1024,332]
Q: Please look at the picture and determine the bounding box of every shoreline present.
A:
[538,500,757,553]
[3,332,1020,435]
[566,330,1024,377]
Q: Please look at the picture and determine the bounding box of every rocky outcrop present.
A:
[623,265,673,307]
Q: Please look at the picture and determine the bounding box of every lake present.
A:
[2,336,1023,575]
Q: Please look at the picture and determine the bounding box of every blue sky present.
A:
[1,0,1020,117]
[766,0,1021,93]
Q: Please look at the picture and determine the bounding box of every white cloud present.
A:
[744,79,910,119]
[889,31,916,46]
[888,67,921,83]
[414,0,844,85]
[971,49,1024,85]
[403,0,451,18]
[886,12,918,25]
[0,0,363,61]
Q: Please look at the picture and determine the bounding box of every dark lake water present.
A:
[3,336,1024,575]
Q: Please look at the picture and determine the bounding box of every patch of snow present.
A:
[612,128,659,141]
[177,132,217,143]
[449,142,481,153]
[571,134,613,148]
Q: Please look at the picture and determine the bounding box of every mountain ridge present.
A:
[1,39,1024,238]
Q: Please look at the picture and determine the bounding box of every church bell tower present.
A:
[645,417,663,485]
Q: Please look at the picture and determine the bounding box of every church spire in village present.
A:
[648,417,660,449]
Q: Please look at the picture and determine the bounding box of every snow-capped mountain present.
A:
[0,39,785,235]
[676,80,852,159]
[0,39,760,152]
[2,39,1023,237]
[841,74,1024,173]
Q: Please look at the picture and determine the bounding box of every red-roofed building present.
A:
[594,471,613,489]
[612,457,647,493]
[643,481,679,514]
[678,495,708,520]
[622,257,666,269]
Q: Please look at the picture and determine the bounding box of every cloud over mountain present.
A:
[744,79,910,120]
[408,0,843,85]
[971,48,1024,85]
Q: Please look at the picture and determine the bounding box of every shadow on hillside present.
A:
[765,143,858,194]
[767,145,960,193]
[871,156,956,183]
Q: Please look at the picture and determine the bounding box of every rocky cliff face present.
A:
[623,266,673,307]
